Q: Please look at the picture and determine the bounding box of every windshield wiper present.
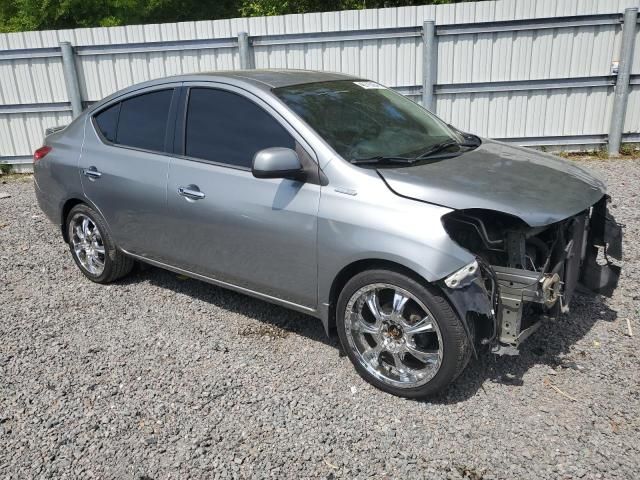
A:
[415,139,460,159]
[349,156,416,165]
[415,137,481,160]
[351,137,482,166]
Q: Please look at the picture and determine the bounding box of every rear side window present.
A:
[94,103,120,143]
[93,89,173,152]
[117,90,173,151]
[185,88,295,168]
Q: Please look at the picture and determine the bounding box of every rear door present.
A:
[163,84,320,308]
[80,85,180,259]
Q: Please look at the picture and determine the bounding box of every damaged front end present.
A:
[440,196,622,356]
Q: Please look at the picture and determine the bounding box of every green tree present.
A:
[0,0,470,33]
[0,0,239,32]
[240,0,461,17]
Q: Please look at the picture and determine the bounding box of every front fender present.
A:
[316,173,476,330]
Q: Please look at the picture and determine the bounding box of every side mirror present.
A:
[252,147,305,180]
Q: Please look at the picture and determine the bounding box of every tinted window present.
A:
[94,103,120,143]
[185,88,295,168]
[274,80,462,162]
[116,89,173,152]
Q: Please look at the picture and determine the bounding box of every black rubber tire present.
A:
[336,269,471,399]
[66,204,134,284]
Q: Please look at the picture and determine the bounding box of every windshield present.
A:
[273,80,464,163]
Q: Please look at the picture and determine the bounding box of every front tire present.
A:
[66,204,134,283]
[336,269,471,399]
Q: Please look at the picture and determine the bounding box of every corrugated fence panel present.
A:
[625,87,640,133]
[1,0,639,164]
[0,111,73,158]
[0,57,67,105]
[633,28,640,75]
[435,86,615,139]
[437,24,622,82]
[432,3,630,139]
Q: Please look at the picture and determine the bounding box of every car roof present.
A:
[188,69,360,89]
[128,69,360,94]
[87,69,362,114]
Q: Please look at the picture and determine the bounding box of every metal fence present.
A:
[1,0,639,170]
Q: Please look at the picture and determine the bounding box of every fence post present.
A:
[59,42,83,118]
[608,7,638,156]
[422,20,437,112]
[238,32,252,69]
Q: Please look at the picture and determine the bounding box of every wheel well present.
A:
[327,259,431,332]
[327,259,488,351]
[60,198,85,242]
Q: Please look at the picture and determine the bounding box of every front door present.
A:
[164,86,320,308]
[80,86,179,259]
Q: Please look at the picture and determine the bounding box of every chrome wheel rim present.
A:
[70,213,105,276]
[344,283,443,389]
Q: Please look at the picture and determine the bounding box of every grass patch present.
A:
[619,142,640,156]
[558,143,640,160]
[0,173,33,183]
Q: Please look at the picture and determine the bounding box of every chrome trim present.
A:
[83,167,102,179]
[334,187,357,196]
[177,185,206,200]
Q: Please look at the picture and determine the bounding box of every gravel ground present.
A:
[1,159,639,480]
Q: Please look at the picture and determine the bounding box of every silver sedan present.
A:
[33,70,622,398]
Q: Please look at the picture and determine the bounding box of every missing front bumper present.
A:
[443,196,623,357]
[492,197,622,354]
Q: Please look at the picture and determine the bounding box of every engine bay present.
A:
[441,195,622,355]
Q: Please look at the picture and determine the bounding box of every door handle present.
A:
[83,166,102,179]
[178,185,206,200]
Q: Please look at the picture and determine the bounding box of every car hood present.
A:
[377,139,606,227]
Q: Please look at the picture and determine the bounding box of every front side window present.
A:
[185,88,295,168]
[274,80,463,162]
[93,89,173,152]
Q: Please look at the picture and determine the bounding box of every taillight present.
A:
[33,145,52,162]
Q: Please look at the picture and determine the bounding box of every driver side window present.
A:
[184,88,295,168]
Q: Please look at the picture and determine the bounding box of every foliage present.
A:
[241,0,459,17]
[0,0,474,33]
[619,142,640,157]
[0,0,239,32]
[558,143,640,160]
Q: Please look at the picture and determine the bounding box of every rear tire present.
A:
[66,204,134,284]
[336,269,471,399]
